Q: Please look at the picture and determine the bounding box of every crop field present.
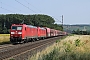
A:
[0,34,10,44]
[29,35,90,60]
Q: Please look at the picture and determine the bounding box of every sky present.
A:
[0,0,90,25]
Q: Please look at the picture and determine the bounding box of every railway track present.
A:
[0,44,14,49]
[0,36,63,60]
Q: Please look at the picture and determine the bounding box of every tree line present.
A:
[72,29,90,35]
[0,14,63,34]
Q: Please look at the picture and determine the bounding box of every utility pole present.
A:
[62,15,63,31]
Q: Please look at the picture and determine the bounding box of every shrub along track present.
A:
[0,36,64,60]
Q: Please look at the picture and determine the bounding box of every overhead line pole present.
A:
[62,15,63,31]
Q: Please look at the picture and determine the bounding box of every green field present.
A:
[0,34,10,44]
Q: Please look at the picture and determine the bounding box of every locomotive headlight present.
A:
[11,32,15,34]
[11,35,13,36]
[18,32,22,34]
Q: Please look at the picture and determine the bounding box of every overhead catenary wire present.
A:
[0,0,61,24]
[15,0,36,13]
[0,7,14,13]
[0,2,14,13]
[24,0,62,23]
[18,0,61,22]
[13,0,61,23]
[24,0,42,13]
[0,2,23,13]
[52,16,62,23]
[24,1,62,23]
[23,0,61,23]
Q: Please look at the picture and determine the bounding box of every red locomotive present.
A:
[10,24,67,44]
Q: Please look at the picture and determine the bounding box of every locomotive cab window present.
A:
[12,26,22,30]
[17,26,22,30]
[12,26,17,30]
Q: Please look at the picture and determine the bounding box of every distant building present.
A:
[82,26,86,31]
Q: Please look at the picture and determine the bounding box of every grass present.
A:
[9,59,15,60]
[29,35,90,60]
[0,34,10,45]
[68,34,75,36]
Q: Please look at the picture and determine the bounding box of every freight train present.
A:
[10,24,67,44]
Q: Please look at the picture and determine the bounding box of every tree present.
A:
[0,14,63,34]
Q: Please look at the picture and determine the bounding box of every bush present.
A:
[75,39,80,46]
[41,47,60,60]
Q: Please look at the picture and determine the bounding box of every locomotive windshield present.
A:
[12,26,22,30]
